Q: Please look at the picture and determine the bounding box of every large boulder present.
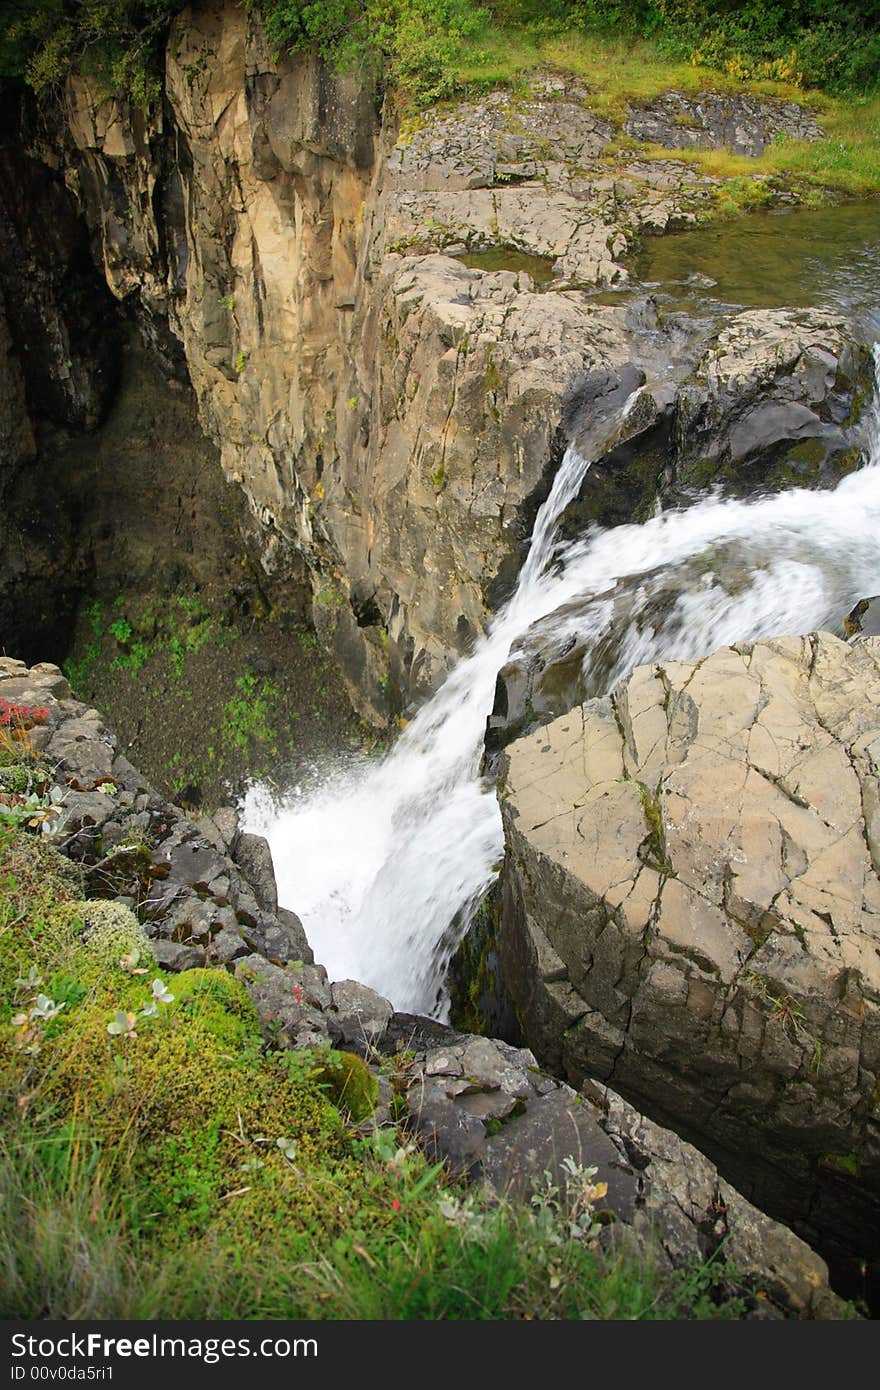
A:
[670,308,872,497]
[497,631,880,1280]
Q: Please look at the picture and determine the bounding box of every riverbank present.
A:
[443,31,880,201]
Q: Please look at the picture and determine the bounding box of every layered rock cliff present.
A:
[3,0,868,724]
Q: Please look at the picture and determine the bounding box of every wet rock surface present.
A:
[497,632,880,1286]
[670,308,872,497]
[485,307,874,755]
[0,654,850,1317]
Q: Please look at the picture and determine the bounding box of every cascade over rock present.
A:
[497,631,880,1274]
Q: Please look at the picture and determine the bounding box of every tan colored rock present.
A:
[41,9,716,718]
[499,631,880,1269]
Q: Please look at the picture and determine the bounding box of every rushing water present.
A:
[246,332,880,1019]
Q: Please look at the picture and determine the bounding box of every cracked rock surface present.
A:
[497,631,880,1272]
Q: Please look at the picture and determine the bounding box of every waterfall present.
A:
[245,350,880,1018]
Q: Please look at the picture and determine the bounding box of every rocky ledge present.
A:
[497,631,880,1279]
[0,655,851,1317]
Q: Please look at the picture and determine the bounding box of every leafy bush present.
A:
[2,0,877,103]
[0,0,184,101]
[257,0,493,104]
[520,0,880,94]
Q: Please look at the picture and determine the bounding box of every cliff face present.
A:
[3,1,869,722]
[39,0,640,717]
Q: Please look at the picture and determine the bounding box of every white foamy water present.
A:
[245,352,880,1018]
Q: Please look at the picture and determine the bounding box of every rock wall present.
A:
[4,1,855,722]
[497,631,880,1285]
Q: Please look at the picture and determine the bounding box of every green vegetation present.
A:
[1,816,756,1319]
[4,2,878,103]
[637,781,675,876]
[256,2,880,102]
[0,0,183,102]
[64,592,234,694]
[2,3,878,197]
[59,582,365,810]
[220,671,281,753]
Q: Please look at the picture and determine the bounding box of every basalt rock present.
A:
[670,308,873,498]
[497,631,880,1288]
[624,91,822,159]
[6,2,836,721]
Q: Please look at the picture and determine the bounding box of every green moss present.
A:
[314,1049,378,1121]
[0,837,84,1006]
[819,1151,859,1177]
[447,882,519,1040]
[169,968,263,1050]
[0,765,33,794]
[637,782,674,876]
[784,438,827,469]
[484,345,503,396]
[837,343,874,428]
[49,901,154,975]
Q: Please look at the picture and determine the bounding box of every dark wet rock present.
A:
[207,925,250,965]
[406,1084,488,1176]
[670,308,872,498]
[151,939,206,972]
[843,595,880,641]
[0,133,122,431]
[264,907,314,965]
[480,1088,639,1222]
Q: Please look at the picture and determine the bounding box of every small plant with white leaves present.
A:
[109,977,174,1036]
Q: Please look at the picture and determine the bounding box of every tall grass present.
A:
[0,1113,748,1320]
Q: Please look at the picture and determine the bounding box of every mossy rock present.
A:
[169,967,262,1050]
[50,900,155,976]
[314,1049,378,1121]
